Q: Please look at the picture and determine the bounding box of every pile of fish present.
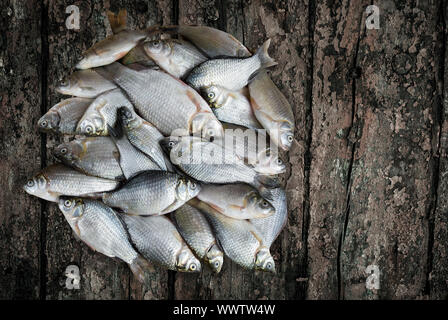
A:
[24,10,294,282]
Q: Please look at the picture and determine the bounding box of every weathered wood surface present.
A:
[0,0,447,300]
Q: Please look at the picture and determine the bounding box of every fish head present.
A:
[254,149,286,175]
[176,178,200,201]
[23,173,55,202]
[53,142,78,163]
[58,197,85,221]
[278,122,294,151]
[199,116,224,142]
[248,193,275,217]
[206,244,224,273]
[55,75,77,95]
[77,115,105,136]
[75,53,95,70]
[142,39,171,60]
[177,247,202,273]
[201,86,221,107]
[255,247,276,273]
[187,179,201,198]
[38,112,60,132]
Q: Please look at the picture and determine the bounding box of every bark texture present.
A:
[0,0,446,300]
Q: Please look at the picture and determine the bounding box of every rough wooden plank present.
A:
[0,0,43,299]
[174,0,310,300]
[430,0,447,300]
[44,0,173,299]
[306,0,369,299]
[341,1,441,299]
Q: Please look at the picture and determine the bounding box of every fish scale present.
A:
[123,214,200,272]
[96,63,217,136]
[74,200,138,264]
[54,137,123,181]
[102,171,197,215]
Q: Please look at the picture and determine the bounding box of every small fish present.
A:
[53,137,124,181]
[159,25,251,58]
[118,106,170,171]
[38,98,92,134]
[123,214,201,272]
[250,187,288,248]
[160,136,279,188]
[186,39,277,91]
[142,38,207,78]
[96,63,223,140]
[249,71,295,150]
[76,88,135,136]
[58,197,150,283]
[24,164,119,202]
[190,198,275,272]
[107,117,164,179]
[197,183,275,220]
[202,86,262,129]
[55,69,117,98]
[172,204,223,273]
[76,29,148,69]
[102,171,200,215]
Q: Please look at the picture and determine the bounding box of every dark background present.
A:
[0,0,447,299]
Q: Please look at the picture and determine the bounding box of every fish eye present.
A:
[261,201,269,207]
[190,182,197,189]
[276,158,283,165]
[40,120,48,127]
[266,262,272,269]
[208,92,215,99]
[59,79,68,87]
[287,135,294,142]
[85,125,93,133]
[26,180,34,187]
[60,147,67,154]
[190,263,197,271]
[64,200,72,207]
[214,261,220,268]
[168,141,175,147]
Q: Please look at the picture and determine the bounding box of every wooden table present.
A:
[0,0,447,300]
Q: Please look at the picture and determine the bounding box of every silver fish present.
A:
[96,63,223,140]
[108,117,163,179]
[38,98,92,134]
[172,204,223,273]
[76,88,135,136]
[249,71,295,150]
[190,198,275,272]
[161,136,278,188]
[197,183,275,220]
[76,29,148,69]
[123,214,201,272]
[121,43,157,67]
[118,106,170,171]
[202,86,262,129]
[142,38,207,79]
[56,69,117,98]
[102,171,200,215]
[186,39,277,91]
[53,137,124,181]
[159,25,251,58]
[250,187,288,248]
[23,164,119,202]
[58,197,149,283]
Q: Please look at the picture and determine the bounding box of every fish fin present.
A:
[255,39,277,69]
[254,175,281,189]
[161,199,182,215]
[107,9,127,34]
[108,122,124,140]
[129,255,151,283]
[205,202,224,214]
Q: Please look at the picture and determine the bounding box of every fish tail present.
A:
[107,9,127,34]
[256,39,277,69]
[254,174,281,190]
[129,254,151,283]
